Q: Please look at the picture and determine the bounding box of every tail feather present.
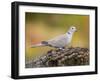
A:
[31,43,45,48]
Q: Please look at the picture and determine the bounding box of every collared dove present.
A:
[31,26,77,49]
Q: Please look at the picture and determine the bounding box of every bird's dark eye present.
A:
[72,28,74,29]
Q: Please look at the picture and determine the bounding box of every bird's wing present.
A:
[31,35,66,48]
[47,34,68,47]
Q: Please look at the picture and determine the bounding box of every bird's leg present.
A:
[62,47,65,50]
[55,47,65,52]
[58,47,65,51]
[59,48,63,50]
[60,47,66,51]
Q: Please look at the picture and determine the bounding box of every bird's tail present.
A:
[31,43,45,48]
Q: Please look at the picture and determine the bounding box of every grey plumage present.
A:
[31,26,77,48]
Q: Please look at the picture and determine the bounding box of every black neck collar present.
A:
[67,32,71,34]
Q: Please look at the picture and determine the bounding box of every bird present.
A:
[31,26,77,49]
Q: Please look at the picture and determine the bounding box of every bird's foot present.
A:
[58,47,65,51]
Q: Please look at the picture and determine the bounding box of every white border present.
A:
[19,5,95,76]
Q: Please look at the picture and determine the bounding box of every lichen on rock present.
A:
[26,47,89,68]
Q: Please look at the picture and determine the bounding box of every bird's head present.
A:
[69,26,77,33]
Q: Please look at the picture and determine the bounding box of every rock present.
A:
[25,47,89,68]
